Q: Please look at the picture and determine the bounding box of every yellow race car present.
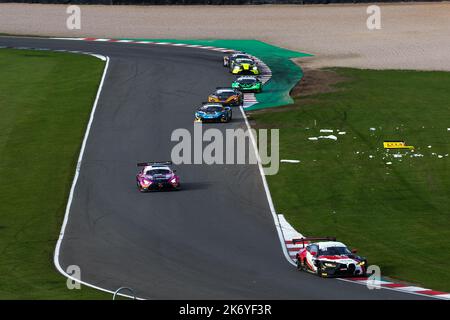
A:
[230,58,260,75]
[208,88,243,107]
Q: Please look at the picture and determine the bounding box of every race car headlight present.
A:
[142,179,151,186]
[357,261,366,266]
[323,262,337,268]
[170,177,177,184]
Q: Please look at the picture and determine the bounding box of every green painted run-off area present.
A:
[121,39,312,110]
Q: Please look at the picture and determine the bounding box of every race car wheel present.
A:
[316,265,322,276]
[296,258,303,271]
[361,266,368,277]
[317,263,327,277]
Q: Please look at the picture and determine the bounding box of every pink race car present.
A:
[136,161,180,192]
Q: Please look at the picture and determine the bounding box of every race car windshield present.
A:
[216,91,235,99]
[146,169,171,175]
[232,54,249,60]
[202,106,223,112]
[238,78,257,84]
[318,246,352,256]
[236,59,254,64]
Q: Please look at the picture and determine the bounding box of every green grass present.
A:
[0,49,108,299]
[252,68,450,291]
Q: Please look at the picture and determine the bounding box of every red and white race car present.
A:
[294,237,367,278]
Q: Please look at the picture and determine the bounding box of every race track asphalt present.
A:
[0,37,428,299]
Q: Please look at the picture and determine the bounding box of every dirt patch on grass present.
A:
[247,67,349,120]
[291,67,349,98]
[246,68,350,122]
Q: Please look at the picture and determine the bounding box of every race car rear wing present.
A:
[236,75,261,81]
[137,161,172,167]
[202,101,224,105]
[292,237,337,248]
[228,51,247,56]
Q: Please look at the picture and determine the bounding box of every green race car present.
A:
[232,76,262,93]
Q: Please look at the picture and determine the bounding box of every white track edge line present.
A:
[11,40,277,298]
[235,54,295,265]
[238,105,296,267]
[242,53,446,300]
[51,55,143,300]
[13,40,440,300]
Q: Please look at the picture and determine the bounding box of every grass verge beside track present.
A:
[251,68,450,291]
[0,49,107,299]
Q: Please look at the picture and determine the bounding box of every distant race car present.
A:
[223,52,253,67]
[231,58,260,75]
[228,55,255,71]
[294,237,367,278]
[136,161,180,192]
[232,76,262,93]
[208,87,243,106]
[194,103,232,123]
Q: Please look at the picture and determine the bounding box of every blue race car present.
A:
[194,103,232,123]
